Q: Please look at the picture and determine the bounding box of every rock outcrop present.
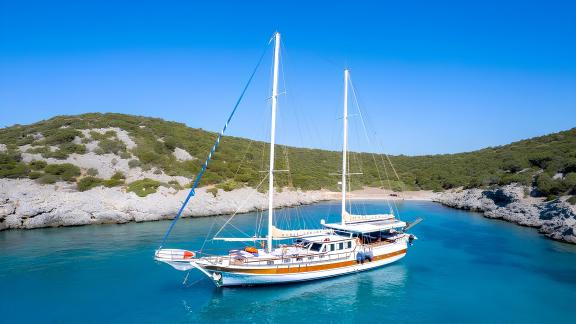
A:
[0,179,330,231]
[435,184,576,244]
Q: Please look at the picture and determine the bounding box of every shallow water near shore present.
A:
[1,201,575,323]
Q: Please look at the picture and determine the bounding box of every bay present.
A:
[1,201,575,323]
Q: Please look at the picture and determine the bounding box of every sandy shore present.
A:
[324,187,438,201]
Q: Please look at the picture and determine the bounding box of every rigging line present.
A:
[200,219,217,253]
[377,139,407,206]
[158,37,272,248]
[212,174,269,238]
[352,81,400,218]
[349,77,398,217]
[277,42,311,231]
[232,138,255,178]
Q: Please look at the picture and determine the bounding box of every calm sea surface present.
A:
[1,201,575,323]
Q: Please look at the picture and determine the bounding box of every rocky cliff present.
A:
[0,179,330,230]
[435,184,576,244]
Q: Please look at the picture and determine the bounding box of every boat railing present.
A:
[211,251,353,267]
[154,249,196,262]
[363,239,396,248]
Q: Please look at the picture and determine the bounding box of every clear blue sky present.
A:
[1,0,575,155]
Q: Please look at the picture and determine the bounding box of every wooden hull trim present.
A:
[196,249,407,286]
[222,252,405,286]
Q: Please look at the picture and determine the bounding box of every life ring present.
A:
[324,238,330,242]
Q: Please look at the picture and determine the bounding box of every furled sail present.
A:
[342,210,395,223]
[213,226,329,242]
[270,225,329,239]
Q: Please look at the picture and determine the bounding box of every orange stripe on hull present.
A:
[204,249,407,275]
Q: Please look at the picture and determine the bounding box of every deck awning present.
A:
[323,219,406,234]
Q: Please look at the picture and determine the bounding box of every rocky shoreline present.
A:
[1,179,575,244]
[0,179,331,231]
[435,184,576,244]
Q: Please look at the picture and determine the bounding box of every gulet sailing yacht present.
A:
[155,32,419,287]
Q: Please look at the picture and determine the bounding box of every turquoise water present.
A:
[1,201,575,323]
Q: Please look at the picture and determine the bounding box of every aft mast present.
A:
[267,32,281,253]
[341,69,349,225]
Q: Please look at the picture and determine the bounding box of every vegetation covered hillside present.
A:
[0,113,575,202]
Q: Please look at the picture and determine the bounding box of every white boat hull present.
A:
[214,252,406,286]
[192,241,408,287]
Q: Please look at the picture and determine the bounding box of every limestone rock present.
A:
[0,179,331,231]
[436,184,576,244]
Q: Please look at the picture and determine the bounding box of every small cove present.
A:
[1,200,575,323]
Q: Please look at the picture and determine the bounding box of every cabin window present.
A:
[347,241,352,249]
[310,243,323,252]
[339,242,344,250]
[330,244,335,251]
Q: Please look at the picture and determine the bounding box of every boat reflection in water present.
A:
[182,264,408,320]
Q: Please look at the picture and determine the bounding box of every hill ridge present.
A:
[0,113,575,201]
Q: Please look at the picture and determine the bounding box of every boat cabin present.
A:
[322,217,407,246]
[294,234,354,254]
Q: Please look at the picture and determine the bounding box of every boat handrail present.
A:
[201,251,353,267]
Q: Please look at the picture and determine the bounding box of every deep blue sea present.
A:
[1,201,575,323]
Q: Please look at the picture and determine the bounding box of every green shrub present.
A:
[536,173,567,198]
[135,149,161,164]
[59,143,87,155]
[164,137,177,151]
[98,138,126,154]
[16,135,34,146]
[86,168,99,176]
[89,130,115,141]
[103,178,124,187]
[0,152,21,164]
[0,162,29,178]
[43,128,81,145]
[128,159,141,168]
[44,149,69,160]
[207,187,218,197]
[77,176,103,191]
[528,153,553,169]
[111,171,125,180]
[37,174,58,184]
[28,171,43,179]
[29,160,47,170]
[545,195,558,201]
[167,180,182,190]
[127,178,161,197]
[216,179,241,192]
[568,196,576,205]
[26,146,49,154]
[44,163,81,182]
[564,173,576,194]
